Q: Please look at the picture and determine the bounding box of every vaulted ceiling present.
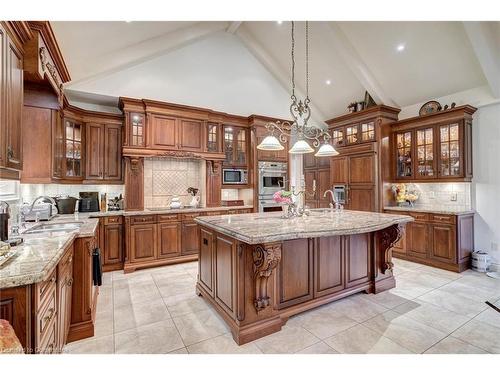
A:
[51,21,499,122]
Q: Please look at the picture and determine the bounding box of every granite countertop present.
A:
[383,206,474,215]
[195,209,413,245]
[0,217,99,289]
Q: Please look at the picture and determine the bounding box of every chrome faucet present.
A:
[28,196,56,212]
[323,190,342,211]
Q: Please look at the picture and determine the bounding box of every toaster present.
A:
[21,203,56,222]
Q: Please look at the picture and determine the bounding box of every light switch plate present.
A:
[450,192,458,201]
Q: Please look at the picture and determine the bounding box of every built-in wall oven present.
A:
[258,161,288,212]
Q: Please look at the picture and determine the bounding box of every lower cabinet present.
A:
[100,216,124,271]
[181,221,200,255]
[130,223,157,263]
[57,243,74,351]
[385,210,473,272]
[158,222,181,258]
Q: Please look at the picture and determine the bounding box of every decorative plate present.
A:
[419,101,442,116]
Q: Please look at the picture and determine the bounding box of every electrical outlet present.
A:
[429,191,435,199]
[450,192,457,201]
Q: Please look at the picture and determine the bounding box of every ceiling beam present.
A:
[66,21,229,89]
[226,21,242,34]
[236,26,328,126]
[463,22,500,98]
[321,22,398,108]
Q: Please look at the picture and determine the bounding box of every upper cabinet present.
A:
[251,119,289,162]
[391,106,476,182]
[223,125,248,166]
[85,122,123,182]
[64,118,84,180]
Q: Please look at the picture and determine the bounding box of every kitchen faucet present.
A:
[323,190,342,211]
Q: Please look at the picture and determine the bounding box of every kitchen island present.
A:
[194,209,413,344]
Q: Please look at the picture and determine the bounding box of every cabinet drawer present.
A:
[36,268,57,308]
[429,214,456,224]
[131,215,156,224]
[39,318,57,354]
[59,245,74,270]
[409,212,429,222]
[158,214,179,222]
[38,288,57,342]
[204,211,224,216]
[104,215,123,225]
[181,213,203,221]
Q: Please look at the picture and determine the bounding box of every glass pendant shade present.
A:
[257,135,285,151]
[289,139,314,154]
[315,142,339,157]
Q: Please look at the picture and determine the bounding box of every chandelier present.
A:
[257,21,338,157]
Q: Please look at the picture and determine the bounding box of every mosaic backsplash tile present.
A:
[144,157,205,208]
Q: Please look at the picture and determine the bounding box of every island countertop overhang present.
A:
[194,209,414,245]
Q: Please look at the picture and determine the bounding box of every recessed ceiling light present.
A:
[277,21,283,25]
[325,79,332,85]
[396,44,405,52]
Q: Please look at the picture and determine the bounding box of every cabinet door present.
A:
[303,152,316,169]
[86,123,104,180]
[407,222,428,259]
[206,161,222,207]
[345,233,371,288]
[52,113,64,179]
[178,119,203,151]
[345,124,359,145]
[199,228,214,296]
[58,269,73,349]
[314,236,344,297]
[276,239,314,309]
[104,124,122,180]
[206,122,221,153]
[0,26,5,168]
[330,157,348,184]
[151,115,177,149]
[214,235,237,317]
[158,222,181,258]
[255,126,287,161]
[395,131,413,179]
[129,112,145,147]
[103,224,123,265]
[429,224,456,264]
[317,168,331,206]
[5,37,23,170]
[438,123,462,178]
[181,222,200,255]
[348,185,375,212]
[304,170,317,200]
[64,120,84,179]
[349,154,374,184]
[130,224,157,263]
[415,127,436,178]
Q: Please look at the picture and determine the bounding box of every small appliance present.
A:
[20,203,56,221]
[222,168,248,185]
[78,192,100,213]
[54,196,78,214]
[333,185,347,205]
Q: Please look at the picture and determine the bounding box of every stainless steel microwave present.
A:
[222,168,248,185]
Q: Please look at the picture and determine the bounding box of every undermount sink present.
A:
[23,222,83,234]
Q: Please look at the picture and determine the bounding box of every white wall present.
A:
[471,102,500,268]
[69,31,292,119]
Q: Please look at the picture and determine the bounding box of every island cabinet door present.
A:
[181,222,200,255]
[314,236,345,298]
[199,228,215,296]
[214,235,237,318]
[345,234,371,288]
[129,224,157,263]
[276,239,314,309]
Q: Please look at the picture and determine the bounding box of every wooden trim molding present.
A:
[252,243,282,311]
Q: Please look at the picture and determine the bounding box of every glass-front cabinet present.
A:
[416,127,435,178]
[223,126,247,166]
[206,122,221,153]
[64,119,84,179]
[396,131,413,178]
[330,120,376,147]
[130,112,145,147]
[439,123,460,177]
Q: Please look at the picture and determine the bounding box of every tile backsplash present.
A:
[144,157,205,208]
[385,182,471,211]
[18,183,124,204]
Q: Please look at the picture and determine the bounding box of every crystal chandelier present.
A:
[257,21,338,157]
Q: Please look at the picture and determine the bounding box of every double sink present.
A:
[23,222,83,235]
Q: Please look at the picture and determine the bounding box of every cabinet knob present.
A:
[7,146,13,159]
[51,276,56,283]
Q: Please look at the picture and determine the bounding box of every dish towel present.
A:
[92,247,102,286]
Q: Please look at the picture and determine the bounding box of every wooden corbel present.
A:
[252,243,282,311]
[379,223,405,274]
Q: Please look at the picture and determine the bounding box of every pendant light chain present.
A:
[291,21,296,100]
[305,21,310,104]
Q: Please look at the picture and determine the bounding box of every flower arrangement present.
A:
[391,183,419,207]
[273,190,293,205]
[187,187,199,196]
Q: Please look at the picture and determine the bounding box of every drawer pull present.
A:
[67,277,73,287]
[44,307,55,323]
[50,276,56,283]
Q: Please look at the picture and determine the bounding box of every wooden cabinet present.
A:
[85,122,122,182]
[158,222,181,258]
[129,112,146,147]
[57,244,74,350]
[199,228,215,296]
[63,118,84,180]
[223,125,248,166]
[314,236,344,297]
[182,221,200,255]
[254,125,288,162]
[130,223,157,263]
[391,106,476,182]
[206,160,222,207]
[206,122,222,153]
[304,154,331,208]
[100,216,123,272]
[179,118,203,151]
[149,114,204,152]
[0,22,25,178]
[150,114,177,149]
[385,209,473,272]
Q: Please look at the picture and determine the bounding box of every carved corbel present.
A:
[252,243,282,311]
[129,157,142,174]
[379,223,404,274]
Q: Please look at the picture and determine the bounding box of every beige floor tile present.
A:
[363,310,447,353]
[96,287,113,314]
[393,300,470,334]
[393,259,424,270]
[114,298,171,333]
[187,333,262,354]
[296,341,338,354]
[173,308,229,346]
[360,290,413,309]
[113,279,162,307]
[424,337,488,354]
[94,309,114,338]
[398,270,453,289]
[102,271,113,285]
[451,320,500,353]
[474,307,500,329]
[153,272,194,289]
[418,289,487,318]
[325,294,388,323]
[112,270,154,282]
[165,295,211,317]
[393,278,437,298]
[254,326,320,354]
[114,319,184,354]
[417,265,463,281]
[456,273,500,291]
[292,306,358,339]
[324,324,412,354]
[438,280,500,303]
[168,347,189,354]
[157,280,196,299]
[63,335,114,354]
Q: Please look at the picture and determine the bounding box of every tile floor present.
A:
[63,258,500,354]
